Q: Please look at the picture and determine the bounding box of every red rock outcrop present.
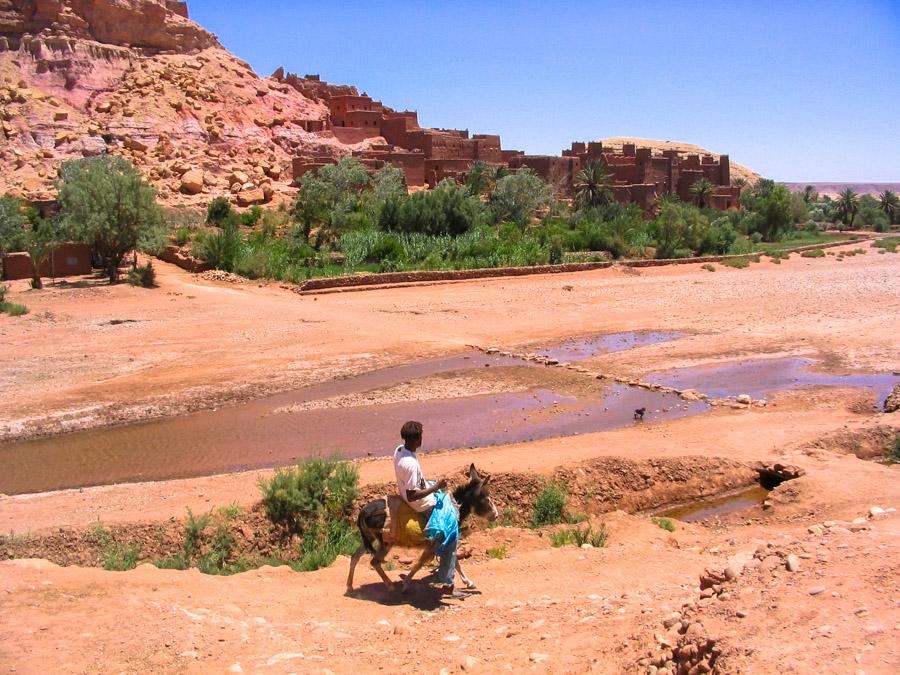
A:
[0,0,383,206]
[0,1,216,53]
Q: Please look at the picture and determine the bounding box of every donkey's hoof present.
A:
[464,580,477,590]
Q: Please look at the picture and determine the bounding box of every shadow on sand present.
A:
[347,580,479,611]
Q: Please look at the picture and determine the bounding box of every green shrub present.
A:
[531,482,567,527]
[195,218,244,271]
[550,529,576,547]
[0,301,28,316]
[721,256,751,269]
[873,237,899,253]
[700,263,716,272]
[217,503,241,519]
[550,528,575,548]
[652,517,676,532]
[173,225,193,246]
[573,524,608,548]
[487,546,508,560]
[207,197,232,226]
[368,235,404,263]
[259,456,359,526]
[888,434,900,463]
[800,248,825,258]
[126,261,156,288]
[197,524,235,575]
[154,553,189,570]
[0,283,6,303]
[240,205,263,228]
[102,542,140,571]
[183,508,210,558]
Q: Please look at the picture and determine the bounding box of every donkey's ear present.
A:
[482,475,491,487]
[469,464,478,481]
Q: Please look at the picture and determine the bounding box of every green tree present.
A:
[0,195,28,281]
[382,179,486,236]
[742,180,792,241]
[369,163,406,215]
[464,160,491,197]
[802,185,818,204]
[878,190,899,224]
[689,177,716,209]
[835,188,860,230]
[490,170,552,225]
[573,161,614,211]
[292,157,370,238]
[57,156,165,283]
[24,219,61,289]
[652,201,710,258]
[789,191,810,224]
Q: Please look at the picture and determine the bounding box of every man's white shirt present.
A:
[393,445,436,513]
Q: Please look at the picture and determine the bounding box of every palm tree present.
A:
[573,160,613,210]
[732,177,747,191]
[689,177,716,209]
[802,185,818,204]
[464,160,490,197]
[836,188,860,229]
[878,190,899,223]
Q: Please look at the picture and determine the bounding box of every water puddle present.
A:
[659,486,770,523]
[646,357,898,406]
[0,358,706,495]
[5,344,893,496]
[534,331,683,363]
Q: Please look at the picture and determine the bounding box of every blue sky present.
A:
[187,1,900,181]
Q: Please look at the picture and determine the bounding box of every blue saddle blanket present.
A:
[424,491,459,556]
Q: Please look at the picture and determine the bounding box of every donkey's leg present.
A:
[455,559,476,589]
[370,542,397,591]
[401,548,434,593]
[346,542,368,594]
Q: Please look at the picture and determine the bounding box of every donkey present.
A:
[346,464,498,594]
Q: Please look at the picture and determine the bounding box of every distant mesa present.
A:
[781,182,900,198]
[0,0,760,210]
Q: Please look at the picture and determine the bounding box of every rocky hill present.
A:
[0,0,382,208]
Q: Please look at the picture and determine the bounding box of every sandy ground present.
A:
[0,240,899,673]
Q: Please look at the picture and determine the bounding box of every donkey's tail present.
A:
[357,499,387,554]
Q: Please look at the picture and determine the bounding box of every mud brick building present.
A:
[1,243,92,281]
[288,76,740,212]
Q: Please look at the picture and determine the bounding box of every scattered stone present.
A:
[460,655,479,671]
[786,554,800,572]
[736,610,748,618]
[180,168,204,194]
[237,187,266,206]
[736,394,752,404]
[869,506,885,517]
[724,563,742,581]
[883,383,900,413]
[808,586,826,596]
[529,653,549,663]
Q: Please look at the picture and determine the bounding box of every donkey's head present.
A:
[453,464,499,523]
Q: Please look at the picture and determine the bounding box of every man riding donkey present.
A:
[346,420,498,597]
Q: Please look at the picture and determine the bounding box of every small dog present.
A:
[633,407,646,421]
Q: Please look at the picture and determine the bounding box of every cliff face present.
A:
[0,0,379,206]
[0,0,216,53]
